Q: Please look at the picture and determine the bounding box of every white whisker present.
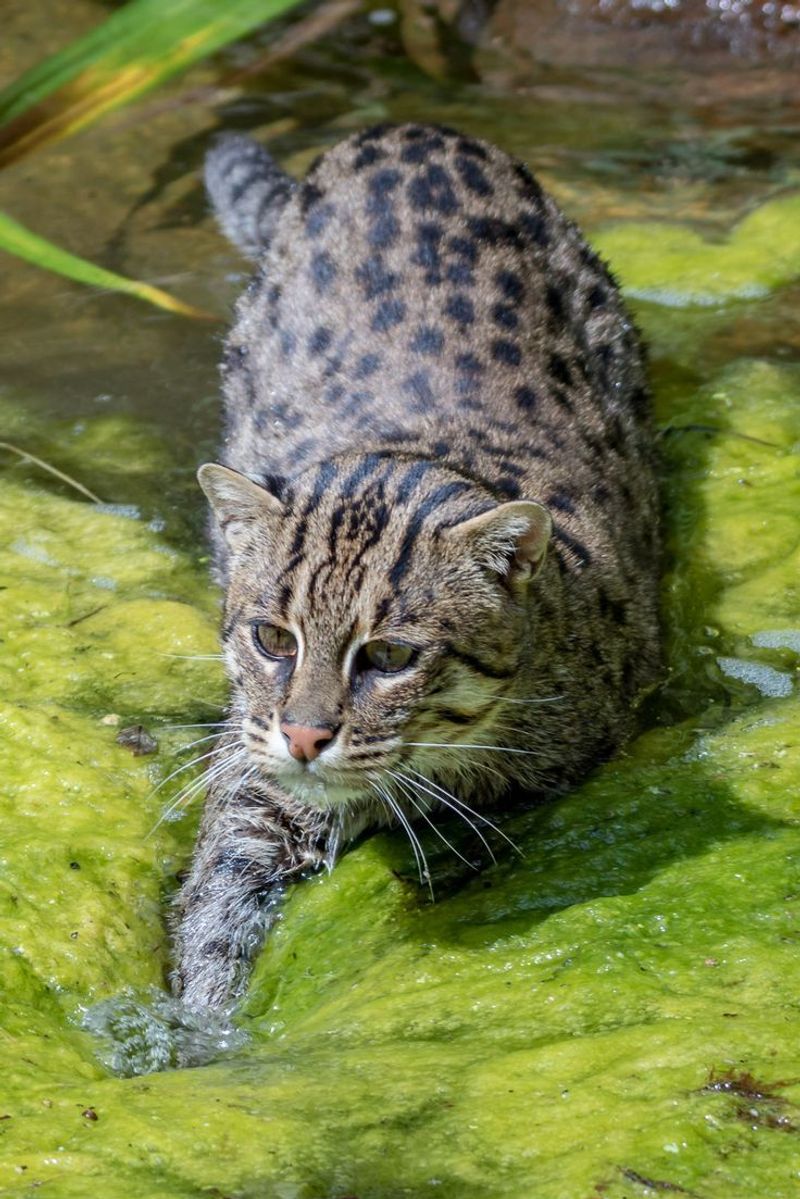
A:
[405,741,537,756]
[386,770,477,870]
[147,744,248,837]
[160,721,230,731]
[451,685,564,708]
[146,746,223,802]
[153,652,225,661]
[483,718,541,741]
[405,767,521,857]
[151,752,236,829]
[369,779,432,897]
[398,768,497,862]
[175,732,228,753]
[183,693,226,711]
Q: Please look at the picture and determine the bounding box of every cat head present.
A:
[199,457,551,812]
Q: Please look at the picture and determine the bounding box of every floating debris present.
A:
[116,725,158,756]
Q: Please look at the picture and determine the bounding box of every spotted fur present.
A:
[174,124,661,1009]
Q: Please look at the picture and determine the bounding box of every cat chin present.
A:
[275,771,367,811]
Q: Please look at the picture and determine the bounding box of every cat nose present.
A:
[280,722,337,763]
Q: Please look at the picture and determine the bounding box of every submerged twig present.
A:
[658,423,779,449]
[0,440,102,503]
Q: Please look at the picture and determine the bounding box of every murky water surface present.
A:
[1,3,800,1197]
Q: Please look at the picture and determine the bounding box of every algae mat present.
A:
[2,335,800,1190]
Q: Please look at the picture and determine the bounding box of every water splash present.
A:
[81,987,248,1077]
[716,655,793,698]
[751,629,800,654]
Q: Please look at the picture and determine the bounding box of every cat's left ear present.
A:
[197,463,284,553]
[445,500,552,585]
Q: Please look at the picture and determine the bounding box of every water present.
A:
[82,988,249,1076]
[1,3,798,495]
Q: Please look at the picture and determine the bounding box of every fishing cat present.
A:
[174,124,661,1010]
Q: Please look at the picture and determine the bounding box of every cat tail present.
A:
[204,134,295,260]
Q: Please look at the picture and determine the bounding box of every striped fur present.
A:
[204,134,296,260]
[174,124,661,1008]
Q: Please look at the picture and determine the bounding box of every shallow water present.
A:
[1,3,800,1196]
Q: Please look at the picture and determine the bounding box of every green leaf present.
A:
[0,0,307,167]
[0,209,216,319]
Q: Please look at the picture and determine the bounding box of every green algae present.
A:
[0,472,225,717]
[594,191,800,307]
[648,358,800,715]
[0,465,225,1094]
[2,241,800,1197]
[2,359,800,1196]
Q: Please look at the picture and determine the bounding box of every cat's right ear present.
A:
[197,464,284,553]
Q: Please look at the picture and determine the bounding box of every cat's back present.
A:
[220,123,651,499]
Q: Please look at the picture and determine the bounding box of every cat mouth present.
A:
[278,772,367,808]
[268,758,373,808]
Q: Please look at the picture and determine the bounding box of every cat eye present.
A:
[253,623,297,660]
[357,639,416,674]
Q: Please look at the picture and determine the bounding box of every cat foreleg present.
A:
[173,791,330,1010]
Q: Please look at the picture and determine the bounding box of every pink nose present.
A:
[280,722,336,763]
